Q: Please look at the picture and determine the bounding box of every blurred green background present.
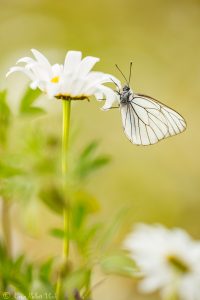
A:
[1,0,200,299]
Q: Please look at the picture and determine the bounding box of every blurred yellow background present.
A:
[1,0,200,299]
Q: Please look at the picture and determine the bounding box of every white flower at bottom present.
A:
[124,224,200,300]
[6,49,120,109]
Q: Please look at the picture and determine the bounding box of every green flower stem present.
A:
[62,100,71,260]
[56,100,71,299]
[2,199,12,257]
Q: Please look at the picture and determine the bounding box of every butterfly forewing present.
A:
[120,94,186,145]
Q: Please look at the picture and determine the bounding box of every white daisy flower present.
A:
[6,49,120,109]
[124,224,200,300]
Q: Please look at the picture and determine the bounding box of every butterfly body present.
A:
[119,85,132,104]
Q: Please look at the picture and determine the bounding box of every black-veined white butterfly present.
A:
[111,63,187,146]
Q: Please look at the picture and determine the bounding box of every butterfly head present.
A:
[122,85,130,92]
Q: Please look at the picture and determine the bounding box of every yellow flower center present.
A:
[51,76,60,83]
[167,254,190,274]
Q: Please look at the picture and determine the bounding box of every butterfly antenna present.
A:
[115,64,129,85]
[109,77,120,92]
[110,77,118,87]
[128,61,133,87]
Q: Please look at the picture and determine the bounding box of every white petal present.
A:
[17,57,35,64]
[71,78,86,95]
[97,85,119,110]
[64,51,82,74]
[46,82,60,97]
[101,74,121,90]
[84,72,121,96]
[52,64,63,77]
[30,81,39,89]
[31,49,51,70]
[139,276,165,293]
[83,72,106,92]
[6,66,32,78]
[94,92,104,100]
[26,63,50,81]
[59,74,75,95]
[86,72,121,89]
[78,56,100,77]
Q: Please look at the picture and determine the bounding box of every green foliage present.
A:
[0,240,56,299]
[73,141,111,182]
[38,259,55,294]
[0,88,138,299]
[0,88,45,202]
[69,190,102,256]
[19,87,44,115]
[64,268,91,298]
[100,252,139,277]
[0,176,35,202]
[0,160,22,178]
[50,227,66,239]
[39,183,66,215]
[49,189,102,256]
[0,241,32,296]
[97,208,129,253]
[0,90,11,146]
[71,190,100,229]
[36,139,110,220]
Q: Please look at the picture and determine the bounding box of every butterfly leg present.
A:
[107,105,120,109]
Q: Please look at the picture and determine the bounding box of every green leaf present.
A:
[0,160,23,178]
[9,277,30,297]
[80,141,99,160]
[98,208,128,252]
[39,184,66,215]
[100,252,139,277]
[74,141,111,181]
[0,90,11,145]
[0,90,10,123]
[80,223,101,244]
[0,176,35,202]
[25,264,33,284]
[77,223,102,255]
[39,259,53,281]
[90,156,110,170]
[64,268,91,294]
[13,255,25,270]
[19,87,44,115]
[0,240,33,297]
[72,190,100,230]
[49,228,65,239]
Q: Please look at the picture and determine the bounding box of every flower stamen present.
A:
[167,255,190,274]
[51,76,60,83]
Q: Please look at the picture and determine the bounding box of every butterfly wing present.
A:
[120,94,186,145]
